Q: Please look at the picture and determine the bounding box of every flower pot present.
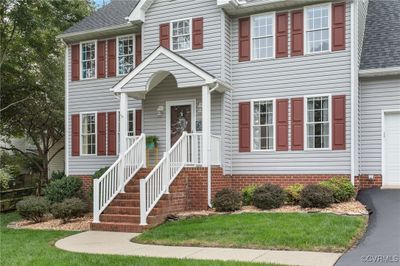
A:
[147,142,155,149]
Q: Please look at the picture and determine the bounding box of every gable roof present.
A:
[360,0,400,70]
[62,0,139,35]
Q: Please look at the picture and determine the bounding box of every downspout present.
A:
[207,82,220,208]
[61,39,69,177]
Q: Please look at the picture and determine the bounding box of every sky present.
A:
[94,0,111,9]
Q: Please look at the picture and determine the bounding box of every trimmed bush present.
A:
[285,183,304,205]
[299,184,334,208]
[16,196,50,223]
[241,185,258,206]
[51,170,66,180]
[45,176,83,203]
[253,184,286,210]
[92,166,109,179]
[50,197,87,223]
[212,188,242,212]
[320,176,355,203]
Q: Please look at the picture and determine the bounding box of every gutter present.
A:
[359,67,400,78]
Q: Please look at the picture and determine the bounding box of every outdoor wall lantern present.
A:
[157,105,164,116]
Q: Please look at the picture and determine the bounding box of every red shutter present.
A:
[97,112,106,155]
[71,114,80,156]
[135,35,142,67]
[97,41,106,78]
[238,17,250,62]
[239,102,251,152]
[135,110,142,135]
[107,39,116,77]
[159,23,170,49]
[291,98,304,150]
[332,95,346,150]
[291,10,304,56]
[332,2,346,51]
[192,17,204,49]
[107,112,117,155]
[71,44,80,81]
[276,12,288,58]
[276,99,289,151]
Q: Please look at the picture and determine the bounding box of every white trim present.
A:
[250,11,276,61]
[359,67,400,78]
[116,108,137,154]
[381,109,400,187]
[111,46,223,93]
[128,0,156,22]
[350,0,358,183]
[166,99,196,150]
[116,34,136,77]
[304,94,332,151]
[79,40,97,80]
[80,111,98,156]
[170,18,192,52]
[304,3,332,55]
[63,41,69,176]
[57,23,133,40]
[250,98,276,152]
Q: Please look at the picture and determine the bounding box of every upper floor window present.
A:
[118,36,134,75]
[81,113,96,155]
[171,19,191,51]
[252,99,275,151]
[305,5,330,53]
[81,41,96,79]
[251,13,274,60]
[306,96,331,149]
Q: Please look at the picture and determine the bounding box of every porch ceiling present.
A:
[110,46,232,99]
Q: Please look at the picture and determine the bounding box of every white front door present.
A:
[383,111,400,186]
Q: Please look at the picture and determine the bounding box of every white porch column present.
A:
[119,92,128,156]
[202,85,210,167]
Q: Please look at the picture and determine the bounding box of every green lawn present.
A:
[0,212,283,266]
[134,213,367,252]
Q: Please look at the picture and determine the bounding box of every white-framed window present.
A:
[117,35,135,75]
[171,18,191,51]
[251,13,275,60]
[80,41,96,79]
[117,109,136,153]
[251,99,275,151]
[305,4,331,54]
[305,95,331,149]
[80,112,97,155]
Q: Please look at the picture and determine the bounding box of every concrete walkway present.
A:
[55,231,341,266]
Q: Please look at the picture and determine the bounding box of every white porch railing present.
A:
[126,135,140,147]
[186,132,202,165]
[211,135,221,165]
[93,134,146,223]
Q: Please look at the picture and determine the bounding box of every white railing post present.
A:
[183,132,188,164]
[164,152,170,194]
[140,179,147,225]
[119,156,125,193]
[142,134,147,168]
[93,179,100,223]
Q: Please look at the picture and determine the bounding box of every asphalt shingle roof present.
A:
[360,0,400,70]
[63,0,139,34]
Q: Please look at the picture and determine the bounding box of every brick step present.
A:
[103,206,139,215]
[90,222,151,233]
[124,185,140,193]
[115,192,140,200]
[110,199,140,207]
[100,214,164,224]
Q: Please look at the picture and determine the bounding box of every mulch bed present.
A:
[8,214,92,231]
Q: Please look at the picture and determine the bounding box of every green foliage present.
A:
[0,168,13,190]
[51,171,66,180]
[299,184,334,208]
[212,188,242,212]
[45,176,83,203]
[241,185,258,206]
[253,184,286,210]
[146,136,159,147]
[50,197,87,223]
[92,166,109,179]
[285,183,304,205]
[16,196,50,223]
[320,177,355,203]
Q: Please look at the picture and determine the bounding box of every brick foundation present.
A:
[78,176,93,195]
[355,175,382,189]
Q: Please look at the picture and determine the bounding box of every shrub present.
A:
[0,168,12,190]
[16,196,50,223]
[92,166,109,179]
[320,176,355,203]
[299,184,334,208]
[285,183,304,205]
[51,170,66,180]
[212,188,242,212]
[253,184,286,210]
[241,185,258,206]
[45,176,83,203]
[50,197,87,223]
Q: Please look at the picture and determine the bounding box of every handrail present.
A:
[93,134,146,223]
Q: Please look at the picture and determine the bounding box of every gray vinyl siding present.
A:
[143,0,223,78]
[229,1,352,174]
[67,45,141,176]
[143,75,222,160]
[359,76,400,174]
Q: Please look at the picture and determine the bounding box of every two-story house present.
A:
[58,0,400,232]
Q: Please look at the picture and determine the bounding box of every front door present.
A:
[170,104,192,146]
